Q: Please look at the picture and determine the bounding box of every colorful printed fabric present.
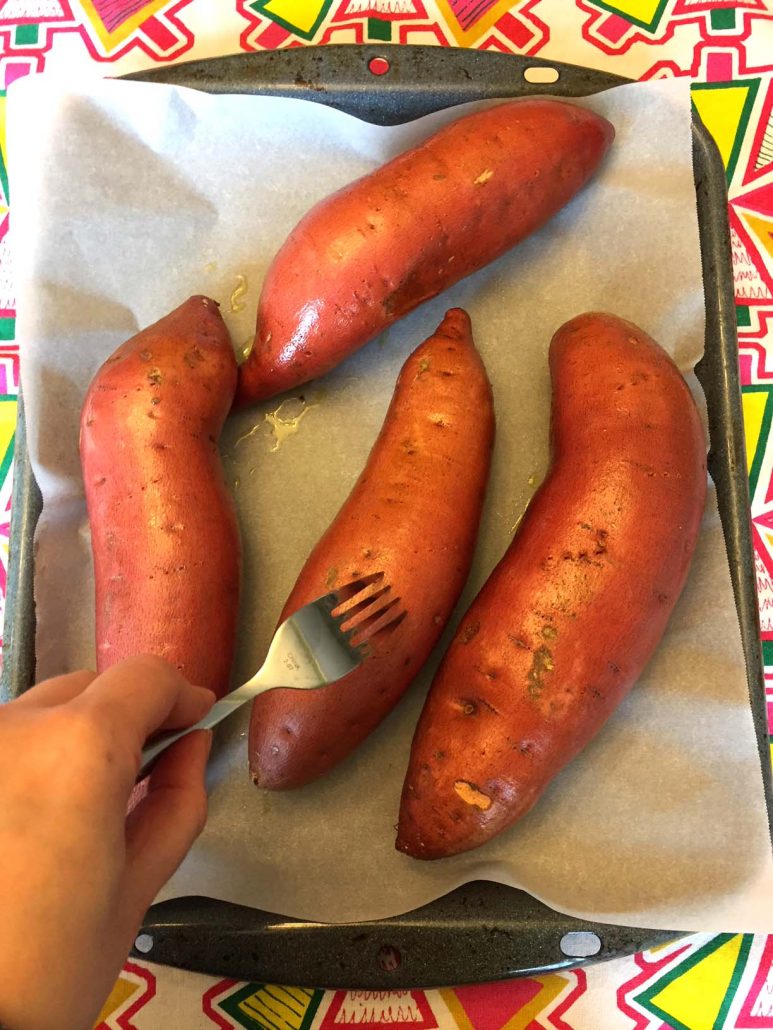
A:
[0,2,772,1028]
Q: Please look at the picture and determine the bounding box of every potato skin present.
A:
[80,295,240,697]
[236,100,614,407]
[249,309,494,789]
[396,312,707,859]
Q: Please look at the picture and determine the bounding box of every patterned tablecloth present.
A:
[0,2,772,1028]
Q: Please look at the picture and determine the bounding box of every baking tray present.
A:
[1,44,768,987]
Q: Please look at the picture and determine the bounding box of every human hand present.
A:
[0,656,215,1030]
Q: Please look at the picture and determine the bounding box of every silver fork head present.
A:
[258,573,407,694]
[137,575,407,780]
[329,572,407,650]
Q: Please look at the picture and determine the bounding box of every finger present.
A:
[119,729,212,924]
[77,655,216,749]
[11,670,96,709]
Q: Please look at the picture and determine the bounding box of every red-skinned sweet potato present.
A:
[80,295,240,697]
[249,308,494,788]
[396,312,707,859]
[236,99,614,407]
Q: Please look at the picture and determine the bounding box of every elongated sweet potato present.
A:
[80,295,240,697]
[396,312,707,859]
[236,100,614,407]
[249,308,494,788]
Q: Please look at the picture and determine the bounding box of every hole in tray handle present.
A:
[523,66,560,84]
[368,56,391,76]
[559,931,602,958]
[377,944,401,971]
[134,933,155,955]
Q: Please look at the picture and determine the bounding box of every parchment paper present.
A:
[8,75,773,932]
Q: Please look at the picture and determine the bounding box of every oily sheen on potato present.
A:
[80,295,241,697]
[236,99,614,406]
[249,309,495,789]
[396,312,707,859]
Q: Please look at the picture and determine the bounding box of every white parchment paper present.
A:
[8,75,773,932]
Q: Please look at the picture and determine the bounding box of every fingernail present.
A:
[204,729,214,756]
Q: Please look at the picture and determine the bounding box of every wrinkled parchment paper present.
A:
[8,75,773,932]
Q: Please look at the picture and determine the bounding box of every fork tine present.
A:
[374,608,408,640]
[354,609,407,651]
[332,571,385,608]
[349,596,406,644]
[336,583,392,627]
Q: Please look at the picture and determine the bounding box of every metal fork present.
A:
[138,573,405,779]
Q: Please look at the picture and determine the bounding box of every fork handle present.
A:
[137,681,260,781]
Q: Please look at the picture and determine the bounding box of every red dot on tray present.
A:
[368,56,390,76]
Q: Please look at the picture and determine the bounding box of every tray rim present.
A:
[1,44,766,987]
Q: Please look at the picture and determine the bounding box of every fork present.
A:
[138,573,405,779]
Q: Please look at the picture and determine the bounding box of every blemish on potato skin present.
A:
[458,699,478,716]
[578,522,609,555]
[477,695,500,714]
[527,645,554,698]
[184,346,205,369]
[460,621,480,644]
[454,780,492,810]
[325,566,338,588]
[508,634,529,650]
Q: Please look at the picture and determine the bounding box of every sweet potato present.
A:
[396,312,707,859]
[80,295,240,697]
[249,308,494,788]
[236,100,614,407]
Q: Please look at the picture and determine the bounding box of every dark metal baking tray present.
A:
[1,44,767,987]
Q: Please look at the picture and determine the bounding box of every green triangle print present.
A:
[692,79,761,185]
[219,983,324,1030]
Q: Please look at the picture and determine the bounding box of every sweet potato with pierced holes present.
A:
[236,100,614,407]
[80,295,240,697]
[396,312,707,859]
[249,308,494,789]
